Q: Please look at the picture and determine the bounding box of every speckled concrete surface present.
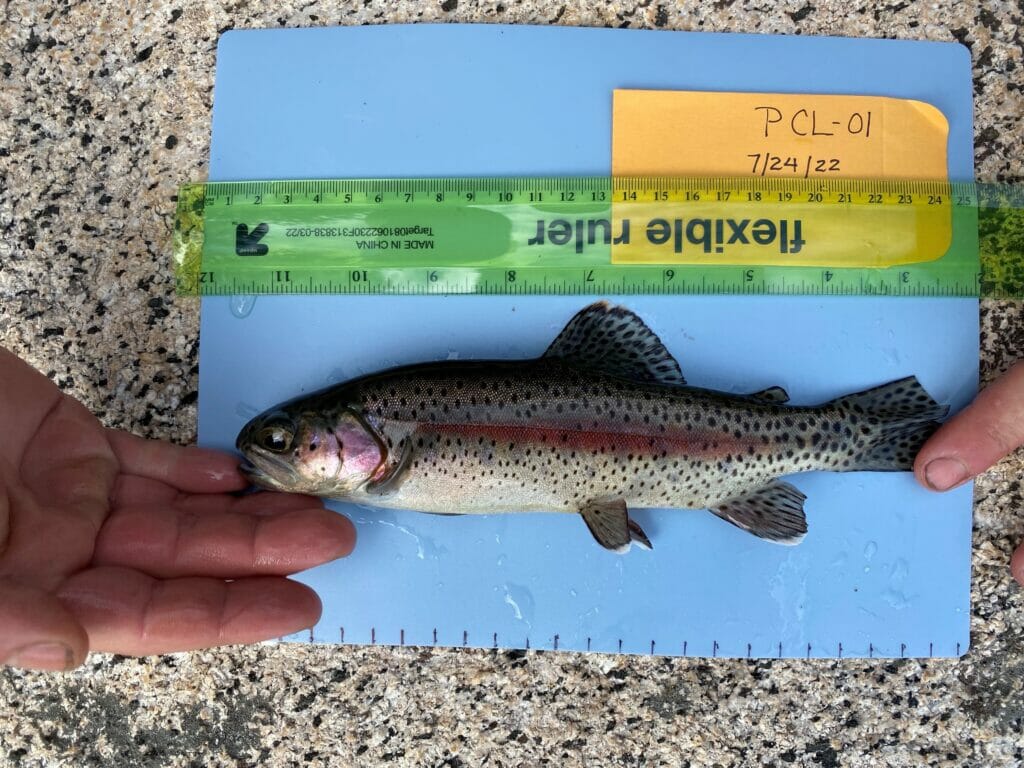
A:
[1,1,1023,766]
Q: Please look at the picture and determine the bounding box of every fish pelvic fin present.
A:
[580,499,652,553]
[544,302,686,386]
[710,481,808,545]
[832,376,949,472]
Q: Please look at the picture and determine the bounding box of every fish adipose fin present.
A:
[580,499,653,553]
[544,302,686,386]
[710,481,808,545]
[748,385,790,404]
[833,376,949,471]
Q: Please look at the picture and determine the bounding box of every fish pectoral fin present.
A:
[748,385,790,404]
[709,481,808,545]
[580,499,652,554]
[543,302,686,386]
[364,439,413,495]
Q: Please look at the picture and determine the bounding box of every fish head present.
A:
[236,406,385,497]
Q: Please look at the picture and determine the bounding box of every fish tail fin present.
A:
[832,376,949,472]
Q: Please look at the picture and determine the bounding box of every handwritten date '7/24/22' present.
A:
[748,153,841,178]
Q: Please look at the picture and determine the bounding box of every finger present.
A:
[107,429,249,494]
[1012,542,1024,587]
[93,500,355,578]
[0,578,89,671]
[176,490,329,517]
[915,362,1024,491]
[110,475,179,506]
[111,474,324,513]
[0,347,62,466]
[58,567,322,656]
[18,395,116,525]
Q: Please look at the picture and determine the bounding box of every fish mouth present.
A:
[237,449,301,491]
[238,458,261,478]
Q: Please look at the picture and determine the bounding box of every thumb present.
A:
[914,362,1024,491]
[0,578,89,671]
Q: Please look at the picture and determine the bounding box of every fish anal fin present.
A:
[710,481,807,545]
[544,302,686,386]
[749,385,790,404]
[580,499,652,553]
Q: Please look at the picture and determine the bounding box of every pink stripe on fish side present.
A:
[430,423,760,460]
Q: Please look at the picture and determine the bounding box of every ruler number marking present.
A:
[179,177,991,298]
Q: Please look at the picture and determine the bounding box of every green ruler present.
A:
[173,177,1024,298]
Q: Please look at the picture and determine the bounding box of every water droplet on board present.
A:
[230,295,257,318]
[376,519,437,560]
[863,541,878,560]
[502,583,535,627]
[890,558,909,582]
[881,557,911,608]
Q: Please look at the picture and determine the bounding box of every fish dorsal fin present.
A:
[748,385,790,404]
[544,302,686,386]
[710,481,808,545]
[580,499,652,553]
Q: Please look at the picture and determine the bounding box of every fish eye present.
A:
[257,416,295,453]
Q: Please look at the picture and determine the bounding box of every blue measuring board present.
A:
[199,25,976,658]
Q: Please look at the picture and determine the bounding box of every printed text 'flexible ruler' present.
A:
[173,177,1024,298]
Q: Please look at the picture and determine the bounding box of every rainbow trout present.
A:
[236,302,947,553]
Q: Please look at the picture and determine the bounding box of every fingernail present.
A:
[924,457,969,491]
[6,642,74,671]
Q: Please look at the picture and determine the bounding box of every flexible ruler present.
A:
[172,177,1024,298]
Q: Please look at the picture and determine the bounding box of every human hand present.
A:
[914,362,1024,587]
[0,346,355,671]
